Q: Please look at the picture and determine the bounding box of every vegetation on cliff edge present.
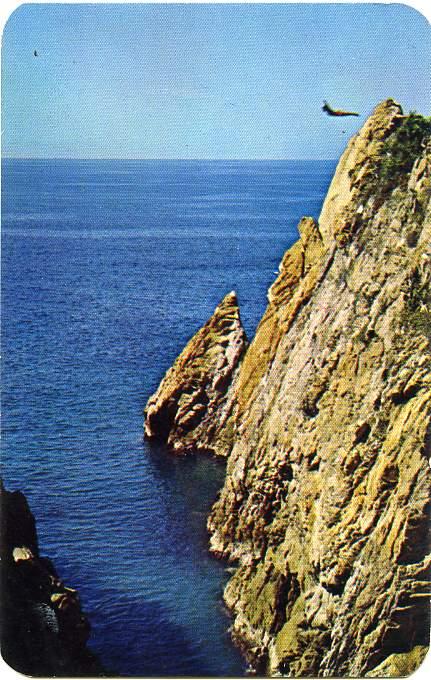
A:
[380,112,431,191]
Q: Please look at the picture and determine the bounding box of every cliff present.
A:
[144,100,431,676]
[0,481,106,676]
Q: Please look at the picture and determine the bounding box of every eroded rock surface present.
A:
[144,291,247,455]
[146,100,431,676]
[0,481,106,676]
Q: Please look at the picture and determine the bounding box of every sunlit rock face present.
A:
[144,291,248,455]
[146,100,431,676]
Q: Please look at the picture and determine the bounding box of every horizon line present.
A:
[2,155,337,162]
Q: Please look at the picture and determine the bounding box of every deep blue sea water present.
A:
[1,159,335,676]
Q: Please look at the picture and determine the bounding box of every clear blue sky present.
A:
[2,3,430,159]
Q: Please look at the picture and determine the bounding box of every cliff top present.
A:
[319,99,430,246]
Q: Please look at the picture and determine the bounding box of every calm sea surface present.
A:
[1,159,335,676]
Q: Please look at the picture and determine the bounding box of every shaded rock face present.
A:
[144,291,247,455]
[147,100,431,676]
[0,481,106,676]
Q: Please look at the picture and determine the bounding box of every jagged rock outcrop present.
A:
[144,291,247,454]
[146,100,431,676]
[0,481,106,676]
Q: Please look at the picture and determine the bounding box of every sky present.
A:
[1,2,431,159]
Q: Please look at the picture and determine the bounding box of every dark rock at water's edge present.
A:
[1,480,108,676]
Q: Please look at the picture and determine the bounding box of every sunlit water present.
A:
[1,159,335,676]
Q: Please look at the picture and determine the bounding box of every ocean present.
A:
[1,158,335,676]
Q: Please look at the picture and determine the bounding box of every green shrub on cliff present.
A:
[380,112,431,190]
[400,266,431,344]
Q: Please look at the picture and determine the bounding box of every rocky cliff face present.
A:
[144,291,247,454]
[0,481,106,676]
[145,100,431,676]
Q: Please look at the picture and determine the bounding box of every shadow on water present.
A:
[86,437,246,676]
[88,589,219,677]
[144,441,227,543]
[78,441,247,677]
[145,441,227,501]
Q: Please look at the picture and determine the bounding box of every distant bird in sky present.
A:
[33,50,38,57]
[322,101,359,117]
